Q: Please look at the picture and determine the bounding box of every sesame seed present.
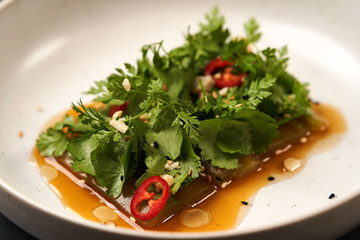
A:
[275,149,283,155]
[215,176,222,181]
[235,103,243,108]
[130,216,136,222]
[268,176,275,181]
[275,144,292,155]
[241,201,248,205]
[200,166,205,172]
[199,172,206,177]
[328,193,336,199]
[220,182,227,188]
[300,137,308,143]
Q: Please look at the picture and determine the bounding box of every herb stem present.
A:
[125,97,154,122]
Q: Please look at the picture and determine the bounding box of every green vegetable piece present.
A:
[67,136,97,176]
[145,126,183,160]
[199,119,244,169]
[91,140,131,198]
[216,122,252,155]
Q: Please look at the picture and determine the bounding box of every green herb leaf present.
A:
[145,126,183,160]
[91,140,130,198]
[199,119,244,169]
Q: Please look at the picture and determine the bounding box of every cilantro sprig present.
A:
[36,7,311,198]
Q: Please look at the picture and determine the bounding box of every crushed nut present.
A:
[138,113,148,121]
[218,87,228,96]
[192,75,215,94]
[156,174,175,191]
[164,161,180,171]
[110,119,128,133]
[111,110,123,120]
[122,78,131,92]
[212,91,218,99]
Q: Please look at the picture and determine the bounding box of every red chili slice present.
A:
[205,57,246,89]
[108,101,128,117]
[130,176,170,220]
[204,57,232,75]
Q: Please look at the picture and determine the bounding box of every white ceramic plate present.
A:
[1,0,359,239]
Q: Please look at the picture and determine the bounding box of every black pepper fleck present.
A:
[241,201,248,205]
[242,94,249,100]
[268,176,275,181]
[328,193,335,199]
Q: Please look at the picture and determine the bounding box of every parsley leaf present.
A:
[199,119,245,169]
[145,126,183,160]
[36,125,68,157]
[244,18,261,44]
[67,136,97,175]
[91,140,131,198]
[233,109,279,153]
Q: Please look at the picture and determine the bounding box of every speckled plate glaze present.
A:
[0,0,359,239]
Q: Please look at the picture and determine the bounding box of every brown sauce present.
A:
[32,103,346,232]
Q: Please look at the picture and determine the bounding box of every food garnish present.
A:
[36,7,319,224]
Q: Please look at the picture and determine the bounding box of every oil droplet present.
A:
[179,208,211,228]
[40,165,58,182]
[284,158,303,172]
[92,205,118,223]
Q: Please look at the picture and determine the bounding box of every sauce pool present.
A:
[32,103,346,232]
